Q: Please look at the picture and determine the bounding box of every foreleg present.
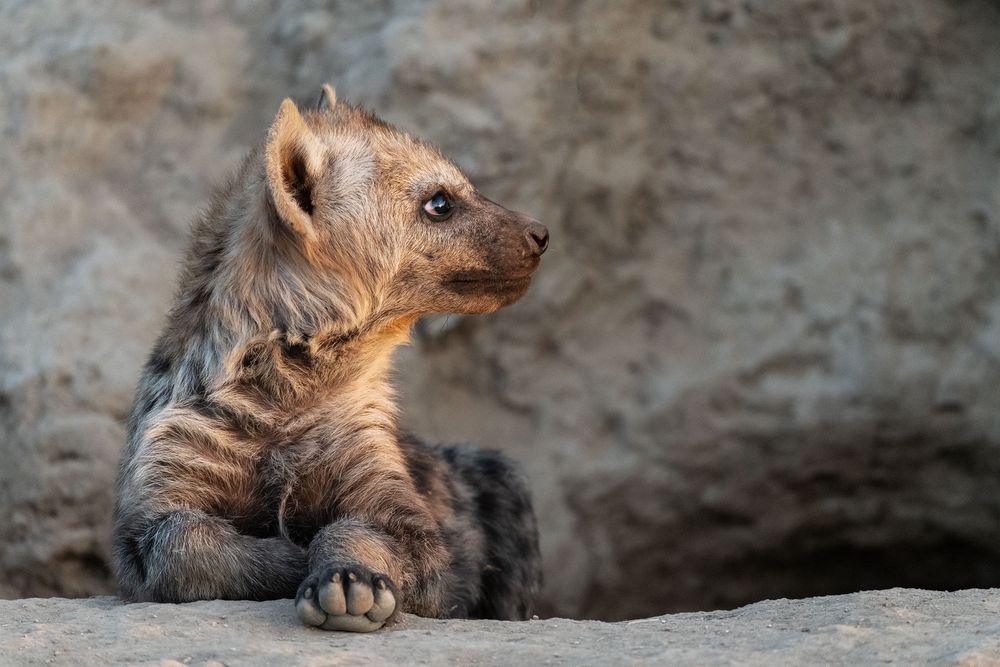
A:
[114,508,308,602]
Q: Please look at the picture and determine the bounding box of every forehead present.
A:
[378,132,471,198]
[313,105,472,197]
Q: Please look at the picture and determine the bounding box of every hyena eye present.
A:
[422,192,454,221]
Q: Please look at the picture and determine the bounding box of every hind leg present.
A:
[440,446,542,620]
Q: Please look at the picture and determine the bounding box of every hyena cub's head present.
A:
[264,85,548,324]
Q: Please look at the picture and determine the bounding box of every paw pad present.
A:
[295,564,397,633]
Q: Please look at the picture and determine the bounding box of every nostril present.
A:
[526,223,550,255]
[533,229,549,254]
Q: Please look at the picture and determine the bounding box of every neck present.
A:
[209,315,412,428]
[159,149,411,422]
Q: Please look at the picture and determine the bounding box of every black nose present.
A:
[525,221,549,256]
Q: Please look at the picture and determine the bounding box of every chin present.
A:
[440,276,534,314]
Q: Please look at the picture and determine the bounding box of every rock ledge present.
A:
[2,588,999,666]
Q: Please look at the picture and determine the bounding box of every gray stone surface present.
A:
[2,589,1000,666]
[2,0,1000,620]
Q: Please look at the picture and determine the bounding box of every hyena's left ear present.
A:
[265,98,324,242]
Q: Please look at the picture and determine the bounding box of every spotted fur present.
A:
[112,88,547,625]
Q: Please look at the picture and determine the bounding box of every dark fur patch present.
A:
[189,395,266,441]
[131,384,169,424]
[398,433,441,496]
[187,284,212,309]
[114,520,150,586]
[281,339,312,367]
[241,343,268,370]
[147,350,172,377]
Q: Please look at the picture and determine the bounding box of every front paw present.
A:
[295,564,398,632]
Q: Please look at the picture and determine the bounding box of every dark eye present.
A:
[422,192,454,221]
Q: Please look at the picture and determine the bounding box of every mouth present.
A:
[443,273,533,295]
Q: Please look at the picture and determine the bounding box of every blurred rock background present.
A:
[2,0,999,620]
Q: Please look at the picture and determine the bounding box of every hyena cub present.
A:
[112,85,547,632]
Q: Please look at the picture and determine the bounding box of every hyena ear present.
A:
[316,83,336,111]
[265,98,324,242]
